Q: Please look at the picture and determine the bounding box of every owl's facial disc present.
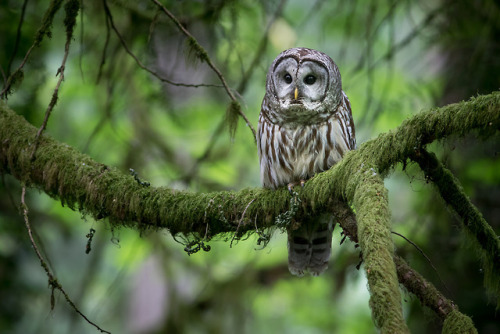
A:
[296,61,328,104]
[273,58,298,102]
[273,58,329,111]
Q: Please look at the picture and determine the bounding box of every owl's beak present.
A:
[294,87,298,100]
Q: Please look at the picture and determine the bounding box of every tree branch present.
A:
[31,0,80,160]
[353,171,409,332]
[411,148,500,305]
[335,200,474,327]
[1,91,499,331]
[21,187,111,334]
[1,0,65,98]
[150,0,257,142]
[101,0,223,89]
[0,91,498,253]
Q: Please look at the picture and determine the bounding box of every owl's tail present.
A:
[287,214,335,276]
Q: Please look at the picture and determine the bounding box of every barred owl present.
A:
[257,47,356,276]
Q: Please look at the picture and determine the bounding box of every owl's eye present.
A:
[304,75,316,85]
[284,73,293,84]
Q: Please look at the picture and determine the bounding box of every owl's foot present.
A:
[287,180,307,194]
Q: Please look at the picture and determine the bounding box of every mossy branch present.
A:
[150,0,257,141]
[1,0,64,97]
[337,200,476,331]
[353,171,409,333]
[1,91,499,332]
[411,148,500,306]
[0,101,287,236]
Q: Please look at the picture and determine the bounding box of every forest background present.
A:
[0,0,499,333]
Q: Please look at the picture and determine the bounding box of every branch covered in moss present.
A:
[1,87,498,238]
[151,0,257,141]
[1,91,499,331]
[353,172,409,333]
[0,101,287,236]
[1,0,64,97]
[411,148,500,306]
[339,201,473,327]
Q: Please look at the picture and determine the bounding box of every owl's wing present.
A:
[340,91,356,150]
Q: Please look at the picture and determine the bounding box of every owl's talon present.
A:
[300,180,306,187]
[287,183,294,194]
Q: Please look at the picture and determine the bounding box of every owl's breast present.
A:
[258,115,348,189]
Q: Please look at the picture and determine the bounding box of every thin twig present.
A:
[231,198,256,248]
[1,48,35,98]
[102,0,224,89]
[0,65,7,87]
[182,0,287,183]
[352,0,400,72]
[95,4,111,84]
[1,0,64,98]
[30,1,77,160]
[21,187,111,334]
[367,2,447,72]
[150,0,257,141]
[78,0,85,82]
[237,0,287,93]
[6,0,30,77]
[391,230,452,296]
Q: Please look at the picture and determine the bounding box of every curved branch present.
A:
[352,171,409,332]
[31,0,80,160]
[151,0,257,141]
[336,200,471,325]
[1,0,64,98]
[102,0,222,89]
[0,92,498,235]
[411,148,500,304]
[1,91,499,332]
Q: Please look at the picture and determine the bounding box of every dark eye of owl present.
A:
[284,73,292,84]
[304,75,316,85]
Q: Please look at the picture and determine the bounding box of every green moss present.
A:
[2,91,500,332]
[412,149,500,307]
[226,100,240,140]
[34,0,65,47]
[442,310,478,334]
[354,169,409,333]
[187,36,210,63]
[63,0,80,41]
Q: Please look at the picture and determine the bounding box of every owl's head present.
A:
[263,47,342,125]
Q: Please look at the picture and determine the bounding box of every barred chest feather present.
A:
[258,113,349,189]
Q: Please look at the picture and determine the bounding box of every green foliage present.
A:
[0,0,499,333]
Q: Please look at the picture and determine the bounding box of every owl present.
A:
[257,47,356,276]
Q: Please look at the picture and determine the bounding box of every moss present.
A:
[187,36,210,63]
[63,0,80,41]
[412,149,500,307]
[2,91,500,332]
[354,169,409,333]
[442,310,478,334]
[226,100,240,140]
[34,0,65,47]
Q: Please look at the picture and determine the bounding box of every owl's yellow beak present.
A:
[294,87,298,100]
